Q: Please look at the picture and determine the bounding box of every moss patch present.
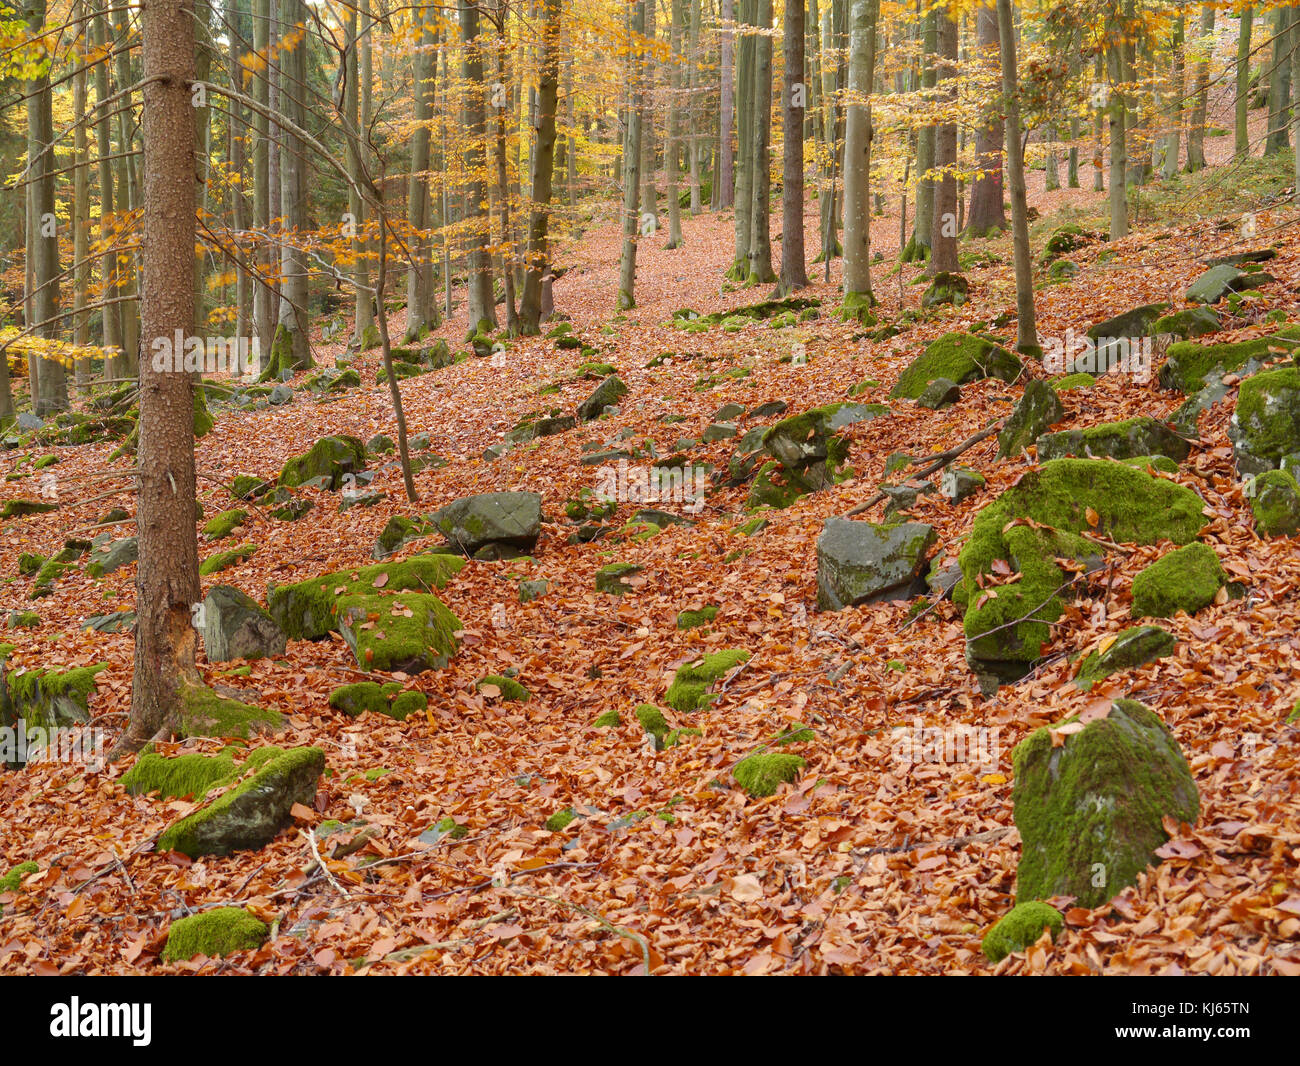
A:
[203,508,248,541]
[1131,543,1226,619]
[981,902,1064,962]
[665,648,751,712]
[477,674,531,701]
[676,605,719,629]
[163,907,268,962]
[121,751,238,801]
[733,752,805,797]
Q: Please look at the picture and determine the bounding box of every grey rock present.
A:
[203,586,286,662]
[815,519,937,611]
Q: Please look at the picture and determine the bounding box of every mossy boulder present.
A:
[163,907,268,962]
[157,746,325,858]
[665,649,750,712]
[595,562,643,595]
[1075,625,1176,690]
[428,491,542,558]
[199,544,257,577]
[1051,373,1095,391]
[1131,543,1226,619]
[278,435,367,490]
[84,535,138,577]
[203,508,247,541]
[0,861,38,908]
[816,519,936,611]
[1012,699,1198,908]
[1084,303,1167,344]
[733,752,805,797]
[677,605,719,629]
[920,271,968,308]
[1229,366,1300,476]
[335,592,461,673]
[1247,468,1300,536]
[0,660,107,738]
[178,682,283,740]
[889,333,1022,400]
[576,375,628,420]
[121,751,238,800]
[328,681,427,720]
[915,377,961,409]
[267,552,464,640]
[955,460,1205,682]
[1184,264,1249,304]
[1160,326,1300,394]
[1152,306,1221,340]
[371,516,435,560]
[981,902,1064,963]
[997,379,1066,459]
[1036,417,1190,464]
[1,499,57,519]
[202,585,286,662]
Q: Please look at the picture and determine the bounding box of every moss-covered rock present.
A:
[733,752,805,797]
[1051,373,1096,391]
[203,508,247,541]
[920,271,968,308]
[1085,303,1168,344]
[477,675,530,701]
[121,751,238,800]
[997,379,1066,459]
[1075,625,1176,689]
[278,434,367,490]
[179,682,283,740]
[328,681,427,720]
[545,807,577,832]
[371,516,436,560]
[199,543,257,577]
[636,703,671,748]
[1,661,107,733]
[267,552,464,640]
[1160,326,1300,394]
[162,907,268,962]
[1012,699,1198,908]
[576,375,628,420]
[157,746,324,857]
[1,499,57,519]
[0,860,38,903]
[1247,468,1300,536]
[1152,306,1221,340]
[1230,366,1300,476]
[336,592,461,673]
[1036,416,1190,464]
[429,491,542,558]
[1131,543,1226,619]
[665,648,750,712]
[595,562,644,595]
[676,605,719,629]
[955,460,1204,680]
[981,902,1064,962]
[889,332,1022,400]
[816,518,936,610]
[593,709,621,728]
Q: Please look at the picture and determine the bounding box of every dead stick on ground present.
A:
[842,419,1006,519]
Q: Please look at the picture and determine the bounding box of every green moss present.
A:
[389,691,428,720]
[157,746,323,856]
[1051,373,1096,391]
[278,434,367,489]
[6,662,108,729]
[889,332,1021,400]
[1234,366,1300,468]
[676,605,719,629]
[593,709,621,728]
[733,752,805,797]
[0,861,38,894]
[1012,699,1198,907]
[476,675,530,701]
[267,552,465,641]
[1247,468,1300,535]
[203,508,247,541]
[17,553,45,576]
[1,499,57,519]
[121,751,237,800]
[595,562,643,595]
[981,902,1064,962]
[1131,543,1226,618]
[199,544,257,576]
[162,907,268,962]
[545,807,577,832]
[335,591,461,673]
[179,682,282,740]
[665,648,750,712]
[328,682,394,717]
[636,703,671,747]
[1160,326,1300,393]
[1075,626,1176,689]
[33,454,58,469]
[7,611,39,629]
[230,475,269,501]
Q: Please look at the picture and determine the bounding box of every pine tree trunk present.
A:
[117,0,203,758]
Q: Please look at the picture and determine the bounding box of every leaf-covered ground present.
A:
[2,132,1299,975]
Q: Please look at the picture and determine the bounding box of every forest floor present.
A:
[2,107,1299,974]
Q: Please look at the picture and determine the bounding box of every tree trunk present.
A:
[1235,6,1253,160]
[252,0,273,360]
[965,1,1006,237]
[641,0,659,228]
[778,0,809,291]
[405,8,439,340]
[997,0,1036,353]
[841,0,877,304]
[1162,16,1184,178]
[618,0,647,308]
[665,0,685,248]
[117,0,203,758]
[1108,19,1129,238]
[72,0,91,390]
[929,3,958,275]
[730,0,755,277]
[746,0,776,284]
[462,0,497,332]
[903,3,936,261]
[1185,4,1214,171]
[519,0,561,333]
[718,0,735,208]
